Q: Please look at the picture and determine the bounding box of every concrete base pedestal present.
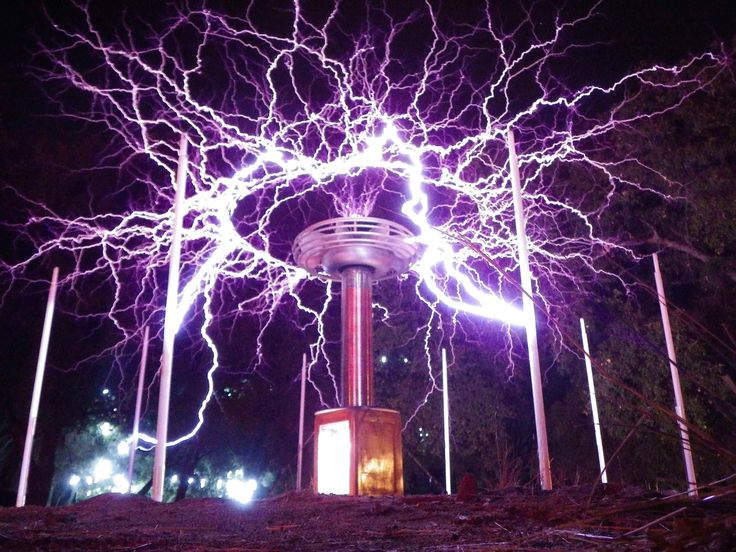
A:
[314,407,403,496]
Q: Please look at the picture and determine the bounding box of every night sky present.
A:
[1,1,735,137]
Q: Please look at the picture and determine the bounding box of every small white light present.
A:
[69,474,81,487]
[170,474,179,484]
[102,388,110,395]
[216,479,224,490]
[116,440,129,456]
[111,473,128,493]
[200,478,207,489]
[187,477,195,485]
[85,475,93,485]
[235,468,244,478]
[226,479,257,504]
[99,422,114,437]
[93,458,113,482]
[403,357,409,364]
[380,355,388,364]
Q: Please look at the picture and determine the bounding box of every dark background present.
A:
[0,1,735,504]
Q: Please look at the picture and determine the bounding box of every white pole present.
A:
[152,133,189,502]
[296,353,307,491]
[127,325,150,493]
[507,129,552,490]
[16,267,59,507]
[579,318,608,484]
[441,348,452,495]
[652,253,698,497]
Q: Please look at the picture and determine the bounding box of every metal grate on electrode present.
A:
[293,217,418,280]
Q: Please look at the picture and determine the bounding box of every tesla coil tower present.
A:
[293,217,417,495]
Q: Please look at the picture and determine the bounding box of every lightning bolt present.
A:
[4,1,728,446]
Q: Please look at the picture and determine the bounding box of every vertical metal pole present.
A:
[579,318,608,484]
[16,266,59,507]
[127,325,150,493]
[441,348,452,495]
[152,133,188,502]
[507,129,552,490]
[296,353,307,491]
[652,253,698,497]
[340,266,373,407]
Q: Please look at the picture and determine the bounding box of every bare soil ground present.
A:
[0,485,735,551]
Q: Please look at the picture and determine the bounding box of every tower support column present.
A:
[341,266,374,407]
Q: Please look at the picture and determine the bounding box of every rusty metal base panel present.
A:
[314,407,404,496]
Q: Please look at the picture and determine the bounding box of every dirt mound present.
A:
[1,486,734,550]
